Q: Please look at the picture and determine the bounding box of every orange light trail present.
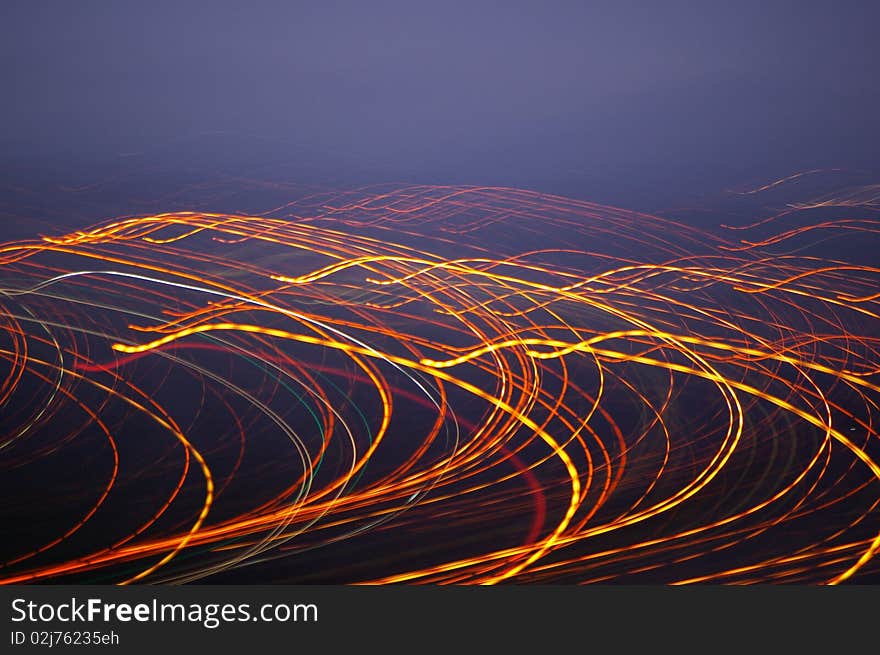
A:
[1,183,879,584]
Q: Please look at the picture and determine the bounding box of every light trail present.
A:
[0,183,878,584]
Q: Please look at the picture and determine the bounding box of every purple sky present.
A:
[3,1,879,190]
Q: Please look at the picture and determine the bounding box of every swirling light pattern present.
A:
[1,183,879,584]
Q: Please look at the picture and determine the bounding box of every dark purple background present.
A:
[3,1,879,199]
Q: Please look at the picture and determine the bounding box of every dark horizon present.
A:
[3,1,880,199]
